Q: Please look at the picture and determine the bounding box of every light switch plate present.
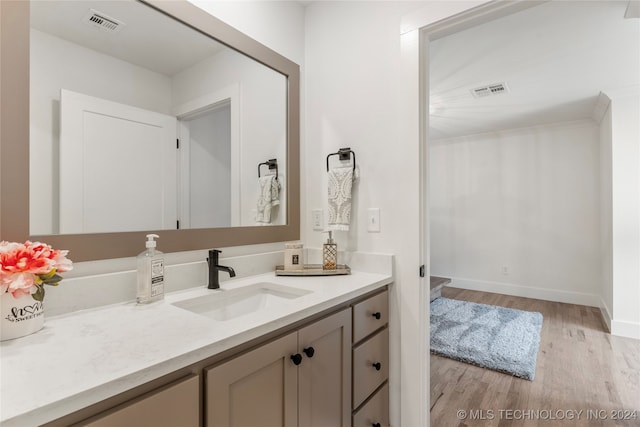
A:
[312,209,324,230]
[367,208,380,232]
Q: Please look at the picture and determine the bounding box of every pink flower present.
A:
[24,241,73,273]
[0,272,36,298]
[0,241,72,299]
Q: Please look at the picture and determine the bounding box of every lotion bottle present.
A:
[323,231,338,270]
[136,234,165,304]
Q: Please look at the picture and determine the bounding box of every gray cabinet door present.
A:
[206,332,298,427]
[298,308,352,427]
[82,375,199,427]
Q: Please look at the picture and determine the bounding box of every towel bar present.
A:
[326,147,356,172]
[258,158,278,179]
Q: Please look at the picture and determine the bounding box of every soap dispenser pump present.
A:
[323,231,337,270]
[136,234,165,304]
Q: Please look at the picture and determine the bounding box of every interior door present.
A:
[59,89,177,233]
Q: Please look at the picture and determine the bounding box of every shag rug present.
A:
[430,297,543,381]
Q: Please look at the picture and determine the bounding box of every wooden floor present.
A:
[430,288,640,427]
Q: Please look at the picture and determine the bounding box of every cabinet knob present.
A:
[290,353,303,365]
[372,423,381,427]
[372,362,382,371]
[372,312,381,320]
[303,347,315,358]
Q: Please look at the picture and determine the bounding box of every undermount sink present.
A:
[172,282,312,321]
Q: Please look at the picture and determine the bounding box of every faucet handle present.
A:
[207,249,222,264]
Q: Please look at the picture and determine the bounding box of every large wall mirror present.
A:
[0,0,300,262]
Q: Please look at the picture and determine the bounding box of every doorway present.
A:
[178,102,233,229]
[418,0,639,425]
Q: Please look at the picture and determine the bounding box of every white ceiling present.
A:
[30,0,225,76]
[429,0,640,140]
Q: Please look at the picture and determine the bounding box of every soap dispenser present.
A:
[136,234,165,304]
[323,231,338,270]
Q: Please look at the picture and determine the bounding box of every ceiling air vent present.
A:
[82,9,126,33]
[471,82,509,98]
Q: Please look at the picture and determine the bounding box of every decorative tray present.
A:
[275,264,351,276]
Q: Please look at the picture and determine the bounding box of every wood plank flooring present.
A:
[430,288,640,427]
[431,276,452,301]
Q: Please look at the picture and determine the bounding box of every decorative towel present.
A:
[256,175,280,224]
[327,166,359,231]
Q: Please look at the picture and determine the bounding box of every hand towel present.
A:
[327,166,359,231]
[256,175,280,224]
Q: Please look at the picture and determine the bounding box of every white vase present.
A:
[0,293,45,341]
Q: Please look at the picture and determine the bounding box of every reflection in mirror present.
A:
[29,0,287,235]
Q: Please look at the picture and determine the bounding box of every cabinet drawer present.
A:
[353,383,389,427]
[353,328,389,409]
[353,290,388,343]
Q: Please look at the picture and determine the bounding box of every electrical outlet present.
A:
[367,208,381,232]
[312,209,324,231]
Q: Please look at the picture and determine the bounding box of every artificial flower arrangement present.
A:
[0,241,73,301]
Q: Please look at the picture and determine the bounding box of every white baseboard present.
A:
[611,319,640,340]
[599,298,612,333]
[448,277,601,307]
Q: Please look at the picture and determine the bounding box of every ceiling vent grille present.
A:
[82,9,126,33]
[471,82,509,98]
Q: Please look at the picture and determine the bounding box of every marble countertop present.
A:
[0,269,392,426]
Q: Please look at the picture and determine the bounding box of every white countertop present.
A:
[0,269,391,426]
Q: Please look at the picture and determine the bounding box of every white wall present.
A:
[606,89,640,338]
[429,120,602,306]
[188,1,305,67]
[304,3,439,426]
[29,29,172,235]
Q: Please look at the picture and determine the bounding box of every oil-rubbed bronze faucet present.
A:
[207,249,236,289]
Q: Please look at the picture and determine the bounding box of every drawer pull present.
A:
[372,312,381,320]
[372,423,381,427]
[290,353,303,365]
[303,347,315,358]
[372,362,382,371]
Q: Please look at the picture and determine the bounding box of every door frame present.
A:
[400,1,546,425]
[174,85,241,228]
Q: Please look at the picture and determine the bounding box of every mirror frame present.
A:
[0,0,300,262]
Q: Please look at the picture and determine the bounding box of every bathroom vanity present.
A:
[0,269,391,427]
[0,0,391,424]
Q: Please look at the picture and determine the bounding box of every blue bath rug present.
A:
[430,297,543,381]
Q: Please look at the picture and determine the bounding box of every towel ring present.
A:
[326,147,356,172]
[258,159,278,179]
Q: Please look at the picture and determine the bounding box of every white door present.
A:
[59,89,177,234]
